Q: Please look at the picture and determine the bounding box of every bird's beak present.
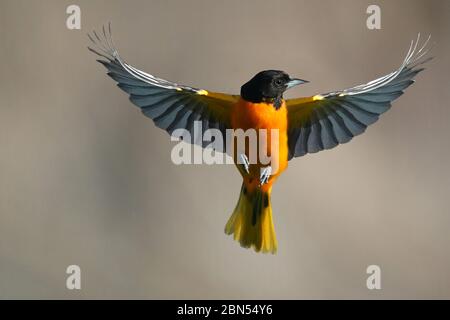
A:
[286,78,309,89]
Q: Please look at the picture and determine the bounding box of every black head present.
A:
[240,70,308,109]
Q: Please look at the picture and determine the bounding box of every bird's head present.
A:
[240,70,308,109]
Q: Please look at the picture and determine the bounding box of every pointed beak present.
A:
[286,78,309,89]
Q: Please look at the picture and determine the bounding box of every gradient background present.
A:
[1,0,449,299]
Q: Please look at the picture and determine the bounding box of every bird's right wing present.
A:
[88,25,239,151]
[286,34,432,160]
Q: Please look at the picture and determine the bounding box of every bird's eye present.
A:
[274,79,283,86]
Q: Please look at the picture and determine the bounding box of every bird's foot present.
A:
[239,154,250,174]
[260,166,272,185]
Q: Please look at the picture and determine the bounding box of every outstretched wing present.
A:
[88,25,239,151]
[286,34,432,160]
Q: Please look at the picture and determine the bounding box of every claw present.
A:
[239,154,250,174]
[260,166,272,185]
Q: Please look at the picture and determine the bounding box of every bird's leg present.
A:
[260,166,272,185]
[239,154,250,175]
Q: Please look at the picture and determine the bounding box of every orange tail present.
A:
[225,184,277,254]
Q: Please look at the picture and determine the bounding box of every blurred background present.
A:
[0,0,449,299]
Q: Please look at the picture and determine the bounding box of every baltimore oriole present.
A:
[89,25,431,254]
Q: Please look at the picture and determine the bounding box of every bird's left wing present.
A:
[286,35,431,160]
[88,25,239,151]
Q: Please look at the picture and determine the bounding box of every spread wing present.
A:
[286,34,432,160]
[88,25,239,151]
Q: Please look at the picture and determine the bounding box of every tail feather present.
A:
[225,184,277,254]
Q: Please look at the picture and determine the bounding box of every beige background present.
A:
[0,0,449,299]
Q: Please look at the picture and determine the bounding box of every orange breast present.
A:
[231,98,288,187]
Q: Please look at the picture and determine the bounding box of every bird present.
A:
[88,25,431,254]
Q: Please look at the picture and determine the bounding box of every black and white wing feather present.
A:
[287,34,432,159]
[88,24,238,151]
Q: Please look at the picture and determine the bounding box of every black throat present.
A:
[264,96,283,110]
[240,84,283,110]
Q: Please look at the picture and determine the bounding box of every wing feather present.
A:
[89,24,239,152]
[287,34,432,159]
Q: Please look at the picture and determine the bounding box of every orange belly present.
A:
[231,98,288,192]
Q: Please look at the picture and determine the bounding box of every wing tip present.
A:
[87,23,118,62]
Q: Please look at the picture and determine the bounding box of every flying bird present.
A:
[89,25,431,254]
